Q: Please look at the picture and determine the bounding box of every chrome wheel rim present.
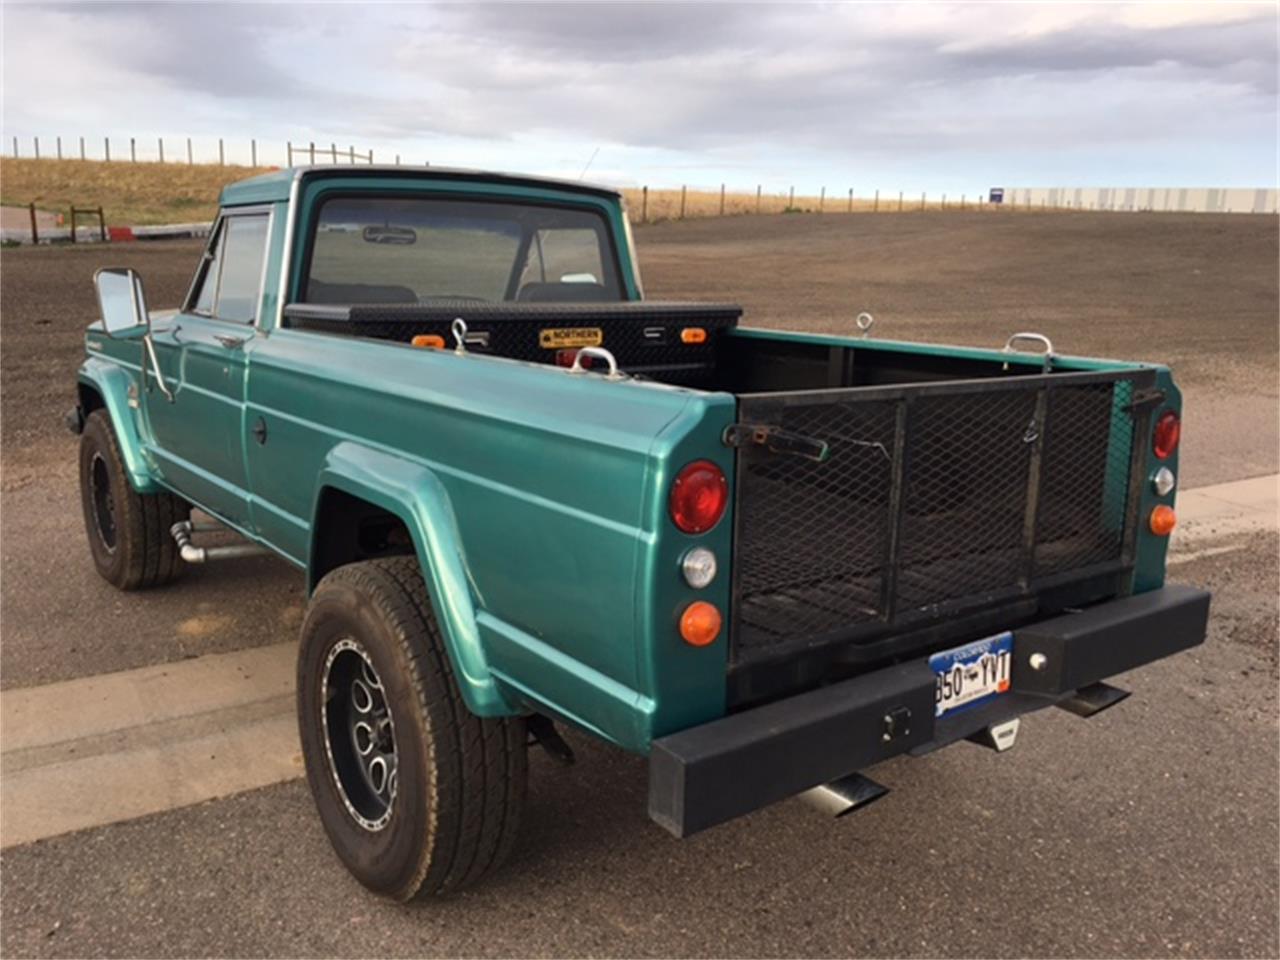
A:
[321,638,398,831]
[89,452,117,552]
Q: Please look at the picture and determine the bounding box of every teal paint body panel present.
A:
[75,166,1189,757]
[77,353,159,493]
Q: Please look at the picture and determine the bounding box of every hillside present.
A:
[1,157,929,227]
[0,158,274,226]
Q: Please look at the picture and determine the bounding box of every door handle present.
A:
[214,334,245,349]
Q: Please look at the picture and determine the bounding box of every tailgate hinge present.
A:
[1125,387,1166,413]
[722,423,830,462]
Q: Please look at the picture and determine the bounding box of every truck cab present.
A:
[73,166,1209,900]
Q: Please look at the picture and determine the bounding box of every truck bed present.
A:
[282,300,1156,707]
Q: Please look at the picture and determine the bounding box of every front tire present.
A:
[297,557,527,899]
[78,409,189,590]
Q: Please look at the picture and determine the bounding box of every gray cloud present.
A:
[47,1,312,99]
[4,2,1275,185]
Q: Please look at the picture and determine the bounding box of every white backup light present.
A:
[1153,467,1176,497]
[681,547,718,589]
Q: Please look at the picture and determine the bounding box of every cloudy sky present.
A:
[2,2,1276,195]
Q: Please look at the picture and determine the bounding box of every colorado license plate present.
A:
[539,327,603,349]
[929,632,1013,717]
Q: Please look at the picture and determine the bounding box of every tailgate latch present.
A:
[722,423,830,462]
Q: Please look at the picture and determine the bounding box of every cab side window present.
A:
[189,213,269,323]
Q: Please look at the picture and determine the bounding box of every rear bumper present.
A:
[648,583,1210,838]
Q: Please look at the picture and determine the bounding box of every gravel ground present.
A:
[1,534,1275,959]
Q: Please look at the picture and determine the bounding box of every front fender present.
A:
[78,356,161,494]
[312,441,516,718]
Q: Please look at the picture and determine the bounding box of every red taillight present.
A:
[1153,411,1181,460]
[669,460,728,534]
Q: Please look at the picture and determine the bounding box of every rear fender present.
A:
[312,441,516,718]
[77,357,162,494]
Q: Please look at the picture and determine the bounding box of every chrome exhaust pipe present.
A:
[170,520,270,563]
[799,772,889,818]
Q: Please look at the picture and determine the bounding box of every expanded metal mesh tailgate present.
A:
[730,370,1153,667]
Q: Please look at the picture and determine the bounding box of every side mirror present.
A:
[92,267,173,401]
[94,268,150,340]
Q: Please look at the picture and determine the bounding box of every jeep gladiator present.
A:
[72,166,1210,899]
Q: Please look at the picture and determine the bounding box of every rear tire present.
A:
[78,409,189,590]
[297,557,527,899]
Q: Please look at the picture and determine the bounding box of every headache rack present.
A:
[727,366,1159,689]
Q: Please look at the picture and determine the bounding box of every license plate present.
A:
[539,327,603,349]
[929,631,1013,717]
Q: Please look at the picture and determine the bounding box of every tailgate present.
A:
[727,368,1159,670]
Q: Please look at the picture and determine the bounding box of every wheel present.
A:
[78,409,189,590]
[297,557,527,899]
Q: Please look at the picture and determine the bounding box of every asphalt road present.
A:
[0,212,1276,958]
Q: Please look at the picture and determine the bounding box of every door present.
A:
[144,208,271,529]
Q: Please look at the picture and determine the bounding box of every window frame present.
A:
[182,204,274,326]
[297,191,625,306]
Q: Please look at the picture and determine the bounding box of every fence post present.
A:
[80,136,85,160]
[961,194,965,209]
[56,136,62,160]
[680,185,686,219]
[34,136,39,160]
[187,138,193,164]
[819,187,825,213]
[98,206,106,242]
[898,191,903,212]
[848,188,853,213]
[309,142,316,164]
[158,138,164,163]
[369,150,374,163]
[251,139,257,167]
[789,186,795,208]
[920,191,925,211]
[11,135,16,157]
[28,202,38,244]
[641,185,648,224]
[71,207,77,243]
[941,193,946,209]
[719,183,725,216]
[218,138,225,165]
[130,137,136,162]
[874,189,879,212]
[348,145,355,164]
[756,185,761,214]
[395,154,401,165]
[330,143,337,163]
[104,137,110,161]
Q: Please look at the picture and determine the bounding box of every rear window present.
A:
[303,196,623,304]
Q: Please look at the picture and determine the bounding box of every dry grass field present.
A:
[0,158,275,225]
[2,157,984,227]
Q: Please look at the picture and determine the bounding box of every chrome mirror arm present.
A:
[142,334,174,402]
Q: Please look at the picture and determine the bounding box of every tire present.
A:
[297,557,527,899]
[78,409,189,590]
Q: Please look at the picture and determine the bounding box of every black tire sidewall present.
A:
[79,412,129,585]
[297,575,437,899]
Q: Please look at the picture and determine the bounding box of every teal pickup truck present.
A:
[73,166,1209,900]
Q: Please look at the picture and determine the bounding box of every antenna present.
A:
[578,146,600,182]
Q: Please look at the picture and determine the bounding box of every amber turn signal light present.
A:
[680,327,708,344]
[1149,504,1177,536]
[411,334,446,349]
[680,601,722,647]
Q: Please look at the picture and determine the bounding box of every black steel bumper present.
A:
[648,583,1210,838]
